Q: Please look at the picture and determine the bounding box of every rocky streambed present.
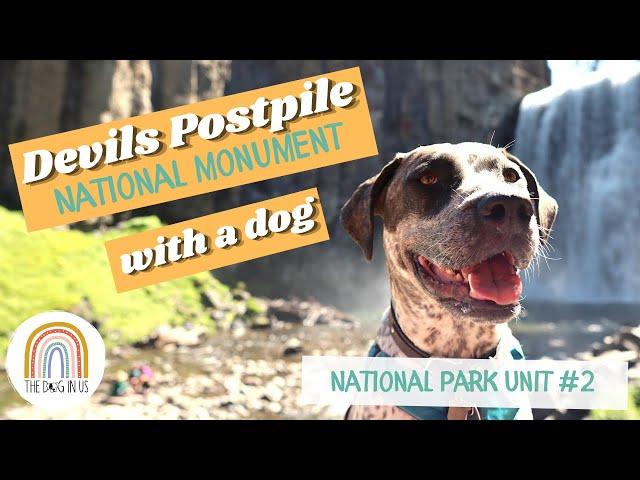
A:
[0,299,376,420]
[1,299,639,420]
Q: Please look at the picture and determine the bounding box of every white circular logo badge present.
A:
[5,311,105,410]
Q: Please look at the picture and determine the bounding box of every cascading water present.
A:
[514,64,640,303]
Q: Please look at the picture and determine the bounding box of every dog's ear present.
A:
[504,151,558,242]
[340,154,403,260]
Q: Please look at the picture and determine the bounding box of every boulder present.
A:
[0,59,549,310]
[151,324,207,348]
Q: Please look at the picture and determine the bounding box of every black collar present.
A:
[387,301,498,359]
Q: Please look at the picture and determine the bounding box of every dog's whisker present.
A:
[503,139,516,151]
[450,188,466,201]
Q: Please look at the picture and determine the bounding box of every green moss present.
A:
[0,206,251,356]
[588,385,640,420]
[246,297,267,314]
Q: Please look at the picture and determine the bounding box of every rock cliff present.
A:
[0,60,549,309]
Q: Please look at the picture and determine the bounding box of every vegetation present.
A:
[588,385,640,420]
[0,207,266,357]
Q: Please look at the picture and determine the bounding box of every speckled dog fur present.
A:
[341,143,558,420]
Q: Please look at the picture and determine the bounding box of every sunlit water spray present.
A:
[514,64,640,303]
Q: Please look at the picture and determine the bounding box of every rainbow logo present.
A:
[23,322,89,379]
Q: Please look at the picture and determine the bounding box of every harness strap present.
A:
[361,303,526,420]
[367,342,522,420]
[387,303,433,358]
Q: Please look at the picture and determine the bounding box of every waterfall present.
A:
[513,65,640,304]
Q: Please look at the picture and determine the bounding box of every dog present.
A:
[340,142,558,420]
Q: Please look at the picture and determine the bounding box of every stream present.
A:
[1,301,638,419]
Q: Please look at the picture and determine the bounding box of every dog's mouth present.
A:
[414,251,523,321]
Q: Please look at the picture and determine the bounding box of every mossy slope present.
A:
[0,207,263,356]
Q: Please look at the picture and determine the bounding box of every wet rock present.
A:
[574,351,594,361]
[612,327,640,354]
[231,321,247,338]
[151,325,208,348]
[190,406,212,420]
[271,376,286,388]
[242,375,262,387]
[146,394,165,406]
[232,283,251,301]
[267,402,283,414]
[283,338,303,356]
[201,289,220,309]
[111,345,135,358]
[265,298,358,327]
[247,315,271,330]
[594,349,637,363]
[549,338,566,348]
[262,382,284,403]
[157,404,182,419]
[232,404,250,417]
[161,363,173,373]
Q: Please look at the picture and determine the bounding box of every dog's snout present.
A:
[477,195,533,226]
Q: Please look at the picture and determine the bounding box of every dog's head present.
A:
[341,142,558,323]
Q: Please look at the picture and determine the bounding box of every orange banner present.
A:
[104,188,329,292]
[9,67,377,231]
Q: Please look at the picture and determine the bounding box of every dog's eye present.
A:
[503,168,519,183]
[419,173,438,186]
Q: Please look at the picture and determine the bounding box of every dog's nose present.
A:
[477,195,533,226]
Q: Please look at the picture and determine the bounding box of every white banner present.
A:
[300,356,628,410]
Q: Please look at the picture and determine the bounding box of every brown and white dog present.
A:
[341,143,558,420]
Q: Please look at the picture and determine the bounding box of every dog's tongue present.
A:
[465,254,522,305]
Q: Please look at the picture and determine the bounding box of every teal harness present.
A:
[367,303,524,420]
[367,342,525,420]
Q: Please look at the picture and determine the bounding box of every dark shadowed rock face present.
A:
[0,60,548,310]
